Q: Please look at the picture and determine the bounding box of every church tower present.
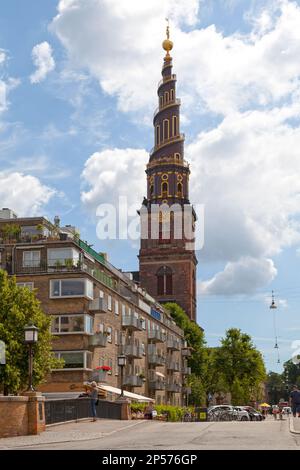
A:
[139,25,197,322]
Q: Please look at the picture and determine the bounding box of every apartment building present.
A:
[0,209,191,405]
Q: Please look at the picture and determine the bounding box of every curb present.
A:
[1,419,148,449]
[289,416,300,435]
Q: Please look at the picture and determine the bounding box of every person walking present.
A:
[89,381,99,422]
[272,405,280,420]
[290,385,300,418]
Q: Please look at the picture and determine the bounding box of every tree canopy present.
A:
[0,269,61,395]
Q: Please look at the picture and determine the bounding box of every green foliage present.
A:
[283,359,300,388]
[130,403,191,422]
[266,371,286,404]
[0,270,62,394]
[214,328,266,405]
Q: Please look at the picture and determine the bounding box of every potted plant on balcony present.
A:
[54,259,63,270]
[138,373,146,382]
[65,258,74,270]
[92,365,112,383]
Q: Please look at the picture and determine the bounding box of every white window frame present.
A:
[49,278,94,299]
[23,250,40,268]
[51,314,94,335]
[53,350,92,370]
[107,326,112,343]
[115,300,119,315]
[108,295,112,311]
[16,282,34,291]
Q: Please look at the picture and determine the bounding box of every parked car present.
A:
[208,405,250,421]
[236,406,264,421]
[281,406,292,415]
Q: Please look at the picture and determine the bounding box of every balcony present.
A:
[88,332,107,348]
[157,74,177,89]
[148,330,166,343]
[167,361,180,372]
[166,339,181,351]
[122,344,143,359]
[182,348,192,357]
[148,380,165,391]
[166,382,181,393]
[182,366,191,375]
[89,298,108,313]
[122,315,143,331]
[148,354,165,366]
[150,133,185,156]
[123,375,144,387]
[153,99,181,120]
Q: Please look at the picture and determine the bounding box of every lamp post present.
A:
[24,323,39,392]
[117,354,127,397]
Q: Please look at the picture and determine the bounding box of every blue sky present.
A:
[1,0,300,373]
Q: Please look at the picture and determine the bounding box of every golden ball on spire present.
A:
[162,38,173,53]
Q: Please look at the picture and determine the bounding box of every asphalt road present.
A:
[6,417,300,450]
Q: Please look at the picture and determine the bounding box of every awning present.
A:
[155,371,165,378]
[98,384,154,403]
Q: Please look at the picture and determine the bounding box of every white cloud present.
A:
[81,148,148,211]
[0,172,56,216]
[0,50,20,114]
[30,42,55,84]
[199,257,277,295]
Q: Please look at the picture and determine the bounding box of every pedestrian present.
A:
[272,405,279,420]
[144,403,154,420]
[89,381,99,422]
[290,385,300,418]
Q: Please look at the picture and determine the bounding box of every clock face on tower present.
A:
[139,26,197,323]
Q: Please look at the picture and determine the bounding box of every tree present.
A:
[283,359,300,388]
[215,328,266,405]
[0,269,61,395]
[266,371,286,404]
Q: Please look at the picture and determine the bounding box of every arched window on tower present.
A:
[163,119,169,141]
[160,96,163,108]
[177,182,183,198]
[156,125,160,146]
[164,91,169,105]
[157,266,173,296]
[161,181,168,198]
[172,116,178,137]
[170,89,175,101]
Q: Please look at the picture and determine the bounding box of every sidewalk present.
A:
[291,416,300,433]
[0,419,146,449]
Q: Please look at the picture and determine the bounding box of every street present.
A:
[1,417,300,450]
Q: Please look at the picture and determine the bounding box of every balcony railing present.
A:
[166,339,181,351]
[167,361,180,372]
[157,74,177,89]
[148,380,166,391]
[121,344,144,359]
[123,375,144,387]
[153,99,181,120]
[148,330,166,343]
[122,315,143,331]
[166,382,181,393]
[89,298,108,313]
[88,332,108,348]
[182,386,192,395]
[181,348,192,357]
[150,133,185,156]
[182,366,191,375]
[148,354,165,366]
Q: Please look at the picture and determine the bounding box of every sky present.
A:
[1,0,300,373]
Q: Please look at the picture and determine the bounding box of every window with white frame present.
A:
[108,358,113,375]
[99,290,104,298]
[16,282,34,291]
[115,300,119,315]
[115,358,119,375]
[122,304,126,316]
[141,317,146,330]
[108,295,112,311]
[47,247,80,267]
[115,330,119,345]
[51,314,93,334]
[54,351,92,369]
[106,326,112,343]
[50,279,93,299]
[23,251,40,268]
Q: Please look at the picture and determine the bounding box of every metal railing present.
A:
[166,382,181,393]
[182,349,192,357]
[45,398,122,424]
[121,344,144,358]
[153,99,181,120]
[148,330,166,343]
[89,333,108,348]
[148,380,166,390]
[167,361,180,372]
[150,133,185,156]
[122,315,143,331]
[182,366,191,375]
[157,74,177,89]
[123,375,144,387]
[167,339,181,351]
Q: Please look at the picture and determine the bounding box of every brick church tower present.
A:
[139,25,197,322]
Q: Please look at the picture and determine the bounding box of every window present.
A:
[107,326,112,343]
[108,295,112,311]
[99,290,104,298]
[115,300,119,315]
[156,125,160,146]
[115,359,119,375]
[170,89,174,101]
[47,248,79,267]
[23,251,40,268]
[108,358,113,375]
[54,351,92,370]
[161,182,168,198]
[115,330,119,345]
[177,183,183,197]
[172,115,178,136]
[159,96,163,108]
[163,119,169,141]
[157,266,173,295]
[122,304,126,316]
[50,278,93,299]
[51,314,94,334]
[141,317,146,330]
[164,91,169,104]
[16,282,34,291]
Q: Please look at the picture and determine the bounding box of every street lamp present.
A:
[117,354,127,397]
[24,323,39,392]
